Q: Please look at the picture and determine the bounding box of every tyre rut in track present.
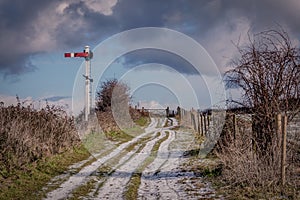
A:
[94,130,169,199]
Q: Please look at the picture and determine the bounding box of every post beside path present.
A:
[64,46,93,121]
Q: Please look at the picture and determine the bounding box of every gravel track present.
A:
[44,117,220,200]
[95,131,167,199]
[45,118,159,200]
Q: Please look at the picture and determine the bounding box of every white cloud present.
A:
[60,0,118,16]
[0,94,18,106]
[56,2,69,14]
[85,0,118,15]
[138,100,165,109]
[136,100,178,111]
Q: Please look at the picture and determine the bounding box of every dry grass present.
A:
[0,103,80,175]
[214,113,300,199]
[96,107,149,139]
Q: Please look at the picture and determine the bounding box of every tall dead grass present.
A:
[0,103,80,174]
[215,113,299,196]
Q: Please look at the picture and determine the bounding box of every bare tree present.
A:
[95,79,131,133]
[225,28,300,155]
[95,79,130,112]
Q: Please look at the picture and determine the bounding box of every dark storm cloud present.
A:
[55,1,118,48]
[0,53,36,75]
[0,0,53,76]
[0,0,119,76]
[112,0,175,29]
[115,49,198,75]
[0,0,48,29]
[160,0,300,38]
[0,0,299,77]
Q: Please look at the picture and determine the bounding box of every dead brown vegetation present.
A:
[225,28,300,155]
[215,113,299,198]
[0,103,80,175]
[95,79,149,134]
[215,28,300,198]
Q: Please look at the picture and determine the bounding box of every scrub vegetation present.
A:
[0,100,89,199]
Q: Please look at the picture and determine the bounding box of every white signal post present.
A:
[64,46,93,121]
[84,46,93,122]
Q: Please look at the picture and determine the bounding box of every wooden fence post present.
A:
[207,114,210,127]
[192,113,196,130]
[200,114,204,136]
[276,114,282,151]
[281,114,287,186]
[197,113,200,134]
[204,114,207,136]
[233,114,236,143]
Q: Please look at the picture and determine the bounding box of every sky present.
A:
[0,0,300,114]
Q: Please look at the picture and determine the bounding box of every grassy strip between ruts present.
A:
[68,179,98,200]
[123,131,170,200]
[0,145,91,200]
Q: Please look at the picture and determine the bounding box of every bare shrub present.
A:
[218,27,299,197]
[96,109,120,133]
[0,103,80,174]
[217,115,279,186]
[216,113,299,196]
[95,79,149,134]
[96,79,130,112]
[286,117,300,189]
[95,79,129,132]
[225,28,300,155]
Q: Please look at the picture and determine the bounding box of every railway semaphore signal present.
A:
[65,46,93,121]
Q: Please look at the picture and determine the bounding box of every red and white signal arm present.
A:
[64,52,88,58]
[64,45,93,60]
[64,51,93,59]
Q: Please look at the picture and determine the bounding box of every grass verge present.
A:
[184,156,299,199]
[208,177,300,199]
[123,126,145,137]
[0,145,90,200]
[134,116,150,127]
[104,130,134,142]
